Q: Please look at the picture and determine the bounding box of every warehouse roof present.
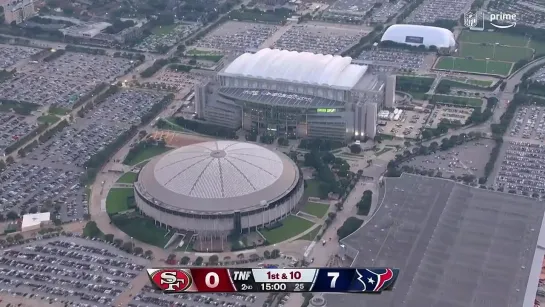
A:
[221,48,368,90]
[328,174,544,307]
[21,212,51,230]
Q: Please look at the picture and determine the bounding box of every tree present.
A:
[337,217,363,239]
[271,249,281,259]
[349,144,362,154]
[133,247,143,255]
[180,256,191,265]
[122,242,133,253]
[6,236,13,243]
[209,254,219,264]
[6,156,14,164]
[144,250,153,258]
[138,130,147,139]
[13,233,24,242]
[6,211,18,220]
[114,238,123,246]
[264,250,271,259]
[194,256,204,266]
[104,234,115,243]
[28,206,38,214]
[83,221,101,238]
[167,253,176,261]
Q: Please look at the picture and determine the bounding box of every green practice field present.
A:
[301,202,329,218]
[106,188,134,214]
[434,31,544,75]
[435,57,513,75]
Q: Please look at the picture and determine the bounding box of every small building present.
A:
[0,0,36,24]
[21,212,51,232]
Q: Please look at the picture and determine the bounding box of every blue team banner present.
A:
[311,268,399,293]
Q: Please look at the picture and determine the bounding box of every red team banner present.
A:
[147,268,399,293]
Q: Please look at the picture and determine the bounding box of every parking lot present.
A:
[378,110,428,139]
[193,21,278,52]
[405,0,473,23]
[130,285,267,307]
[426,105,473,128]
[401,139,495,179]
[0,114,37,153]
[272,23,367,55]
[491,106,545,196]
[370,0,406,23]
[0,45,40,70]
[508,106,545,140]
[531,66,545,83]
[0,89,165,221]
[494,141,545,196]
[0,235,149,307]
[356,48,429,71]
[0,53,132,108]
[146,70,206,93]
[134,24,200,52]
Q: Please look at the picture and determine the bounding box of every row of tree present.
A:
[65,45,107,56]
[140,59,170,78]
[4,123,48,155]
[83,221,153,257]
[299,139,345,151]
[170,117,237,139]
[43,49,65,62]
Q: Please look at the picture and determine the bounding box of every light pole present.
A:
[493,43,499,59]
[485,57,490,73]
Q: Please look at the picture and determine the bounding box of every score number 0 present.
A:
[327,272,339,288]
[205,272,220,288]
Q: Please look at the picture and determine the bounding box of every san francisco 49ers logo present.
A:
[147,269,192,292]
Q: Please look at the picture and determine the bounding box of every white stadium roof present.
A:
[381,24,455,49]
[221,48,368,90]
[137,140,300,212]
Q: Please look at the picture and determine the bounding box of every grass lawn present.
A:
[458,43,532,62]
[106,188,134,214]
[260,215,314,244]
[228,9,291,23]
[151,24,177,35]
[409,92,429,100]
[112,216,171,248]
[432,95,483,107]
[434,57,512,75]
[305,179,321,198]
[301,202,329,218]
[439,79,492,89]
[37,114,60,124]
[467,79,493,87]
[529,40,545,55]
[123,146,172,166]
[187,49,215,55]
[48,106,70,115]
[298,226,322,241]
[116,172,138,184]
[458,30,529,46]
[194,54,223,62]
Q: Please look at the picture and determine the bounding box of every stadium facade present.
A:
[194,48,389,141]
[134,140,304,247]
[381,24,456,50]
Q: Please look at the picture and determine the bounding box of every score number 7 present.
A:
[327,272,339,288]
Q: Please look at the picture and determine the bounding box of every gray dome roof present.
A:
[137,140,300,213]
[153,141,284,198]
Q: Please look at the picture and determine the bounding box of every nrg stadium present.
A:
[194,48,396,141]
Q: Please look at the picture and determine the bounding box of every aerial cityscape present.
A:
[0,0,545,305]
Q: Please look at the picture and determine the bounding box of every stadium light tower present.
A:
[485,58,490,73]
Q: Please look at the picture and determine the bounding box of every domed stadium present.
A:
[134,140,304,241]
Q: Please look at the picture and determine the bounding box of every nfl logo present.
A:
[464,12,478,28]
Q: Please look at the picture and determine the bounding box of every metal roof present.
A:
[381,24,456,49]
[21,212,51,229]
[328,174,544,307]
[220,48,368,90]
[137,141,300,213]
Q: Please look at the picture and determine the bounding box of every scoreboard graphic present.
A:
[147,268,399,293]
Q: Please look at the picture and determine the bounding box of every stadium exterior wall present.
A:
[133,170,304,235]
